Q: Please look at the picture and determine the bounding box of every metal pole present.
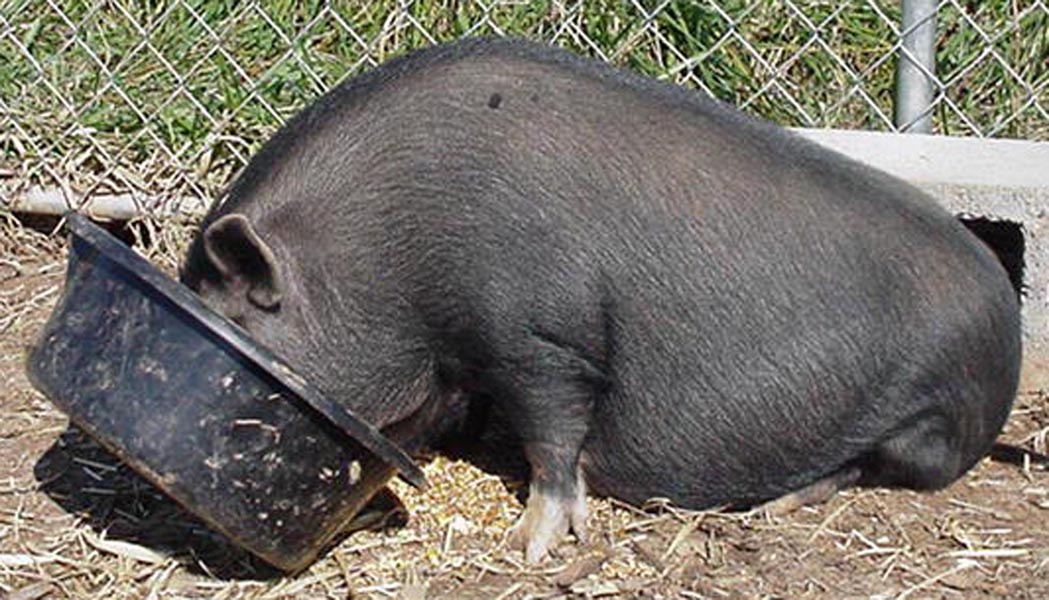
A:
[895,0,938,134]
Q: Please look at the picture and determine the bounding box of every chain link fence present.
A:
[1,1,1047,218]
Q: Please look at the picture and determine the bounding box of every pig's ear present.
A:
[203,213,284,310]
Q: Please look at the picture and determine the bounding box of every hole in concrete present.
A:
[957,216,1025,300]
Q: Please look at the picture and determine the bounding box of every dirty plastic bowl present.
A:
[26,213,425,572]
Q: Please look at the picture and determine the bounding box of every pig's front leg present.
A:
[490,334,599,563]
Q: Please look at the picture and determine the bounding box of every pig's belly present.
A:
[578,382,873,509]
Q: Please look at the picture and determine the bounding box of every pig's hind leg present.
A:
[760,412,964,516]
[492,332,601,563]
[759,466,862,516]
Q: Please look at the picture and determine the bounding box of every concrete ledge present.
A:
[792,128,1049,190]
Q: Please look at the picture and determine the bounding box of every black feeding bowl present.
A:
[26,213,425,572]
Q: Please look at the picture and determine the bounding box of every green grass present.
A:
[0,1,1046,210]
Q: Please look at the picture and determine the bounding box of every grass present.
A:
[0,1,1046,214]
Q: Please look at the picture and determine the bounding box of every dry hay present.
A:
[1,216,1048,600]
[0,213,63,341]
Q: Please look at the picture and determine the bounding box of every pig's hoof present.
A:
[508,479,588,563]
[758,492,806,517]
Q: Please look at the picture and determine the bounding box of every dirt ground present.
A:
[1,218,1047,600]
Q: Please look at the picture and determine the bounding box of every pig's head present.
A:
[179,213,427,523]
[180,211,430,488]
[179,211,318,377]
[181,209,453,454]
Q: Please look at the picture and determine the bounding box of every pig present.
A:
[179,37,1021,563]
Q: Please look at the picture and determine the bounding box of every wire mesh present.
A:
[1,1,1046,217]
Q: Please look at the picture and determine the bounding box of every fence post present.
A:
[895,0,938,134]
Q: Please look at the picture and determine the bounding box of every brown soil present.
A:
[1,221,1047,600]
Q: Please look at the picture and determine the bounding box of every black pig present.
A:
[180,38,1021,562]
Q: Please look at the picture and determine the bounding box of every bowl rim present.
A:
[63,212,427,489]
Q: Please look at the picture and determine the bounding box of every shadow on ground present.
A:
[33,425,408,580]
